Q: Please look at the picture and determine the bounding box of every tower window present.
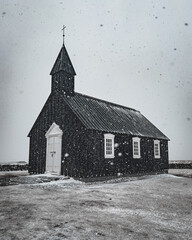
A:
[132,137,141,158]
[104,134,114,158]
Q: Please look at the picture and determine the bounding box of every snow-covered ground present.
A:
[168,169,192,178]
[0,173,191,240]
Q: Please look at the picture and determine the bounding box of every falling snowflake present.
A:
[114,143,119,148]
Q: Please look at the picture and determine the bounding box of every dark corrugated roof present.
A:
[63,92,169,140]
[50,44,76,76]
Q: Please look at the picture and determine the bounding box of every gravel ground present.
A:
[0,173,191,240]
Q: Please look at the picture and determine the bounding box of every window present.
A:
[104,134,114,158]
[154,140,160,158]
[132,137,141,158]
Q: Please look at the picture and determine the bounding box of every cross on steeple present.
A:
[62,25,66,45]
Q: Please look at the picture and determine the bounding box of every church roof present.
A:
[50,44,76,76]
[29,43,169,141]
[63,93,169,140]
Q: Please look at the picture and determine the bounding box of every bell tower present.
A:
[50,44,76,95]
[50,27,76,95]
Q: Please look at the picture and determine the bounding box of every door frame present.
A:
[45,122,63,175]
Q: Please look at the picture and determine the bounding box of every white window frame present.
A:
[104,133,115,158]
[154,140,160,158]
[132,137,141,159]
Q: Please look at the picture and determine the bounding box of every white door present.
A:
[45,123,63,175]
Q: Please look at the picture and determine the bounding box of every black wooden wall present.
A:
[71,130,169,178]
[28,91,89,175]
[51,72,74,95]
[28,92,169,177]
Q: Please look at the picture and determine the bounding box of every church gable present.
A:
[28,94,52,137]
[28,92,87,138]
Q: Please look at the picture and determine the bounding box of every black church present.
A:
[28,40,169,178]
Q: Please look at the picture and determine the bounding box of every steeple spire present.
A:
[50,44,76,76]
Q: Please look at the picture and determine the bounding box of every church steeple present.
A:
[50,44,76,76]
[50,43,76,95]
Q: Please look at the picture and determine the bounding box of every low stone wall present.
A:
[169,163,192,169]
[0,164,28,171]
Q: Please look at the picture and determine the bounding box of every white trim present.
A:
[154,140,160,158]
[104,133,115,158]
[45,122,63,138]
[45,123,63,175]
[132,137,141,159]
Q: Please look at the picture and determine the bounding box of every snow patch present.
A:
[34,179,80,186]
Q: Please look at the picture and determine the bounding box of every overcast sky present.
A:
[0,0,192,163]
